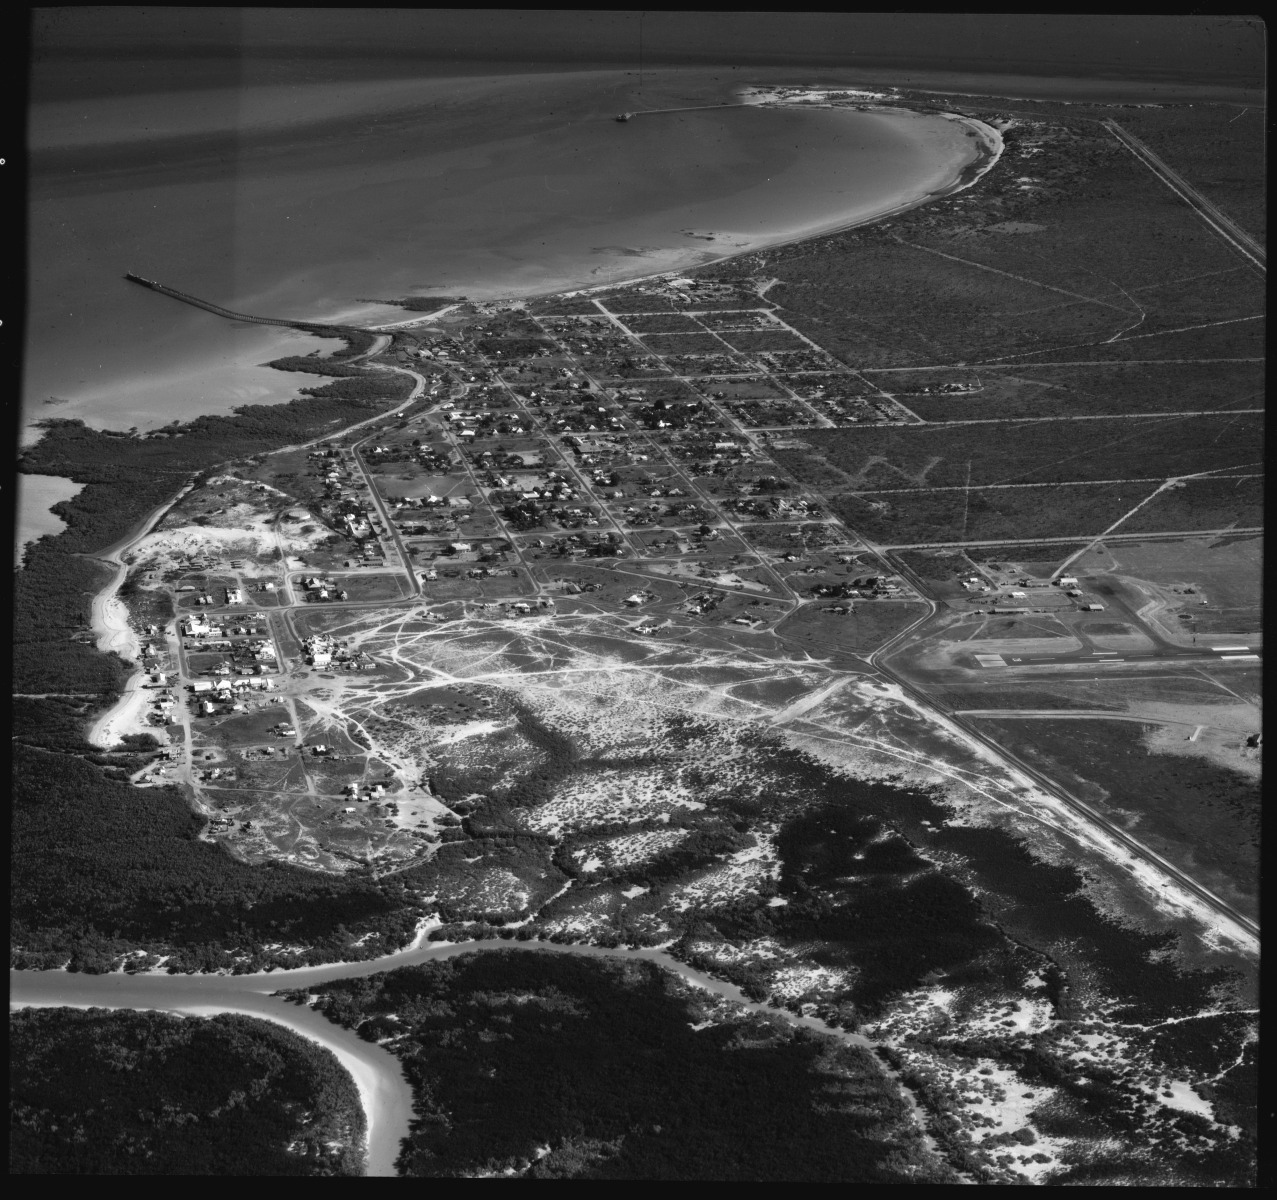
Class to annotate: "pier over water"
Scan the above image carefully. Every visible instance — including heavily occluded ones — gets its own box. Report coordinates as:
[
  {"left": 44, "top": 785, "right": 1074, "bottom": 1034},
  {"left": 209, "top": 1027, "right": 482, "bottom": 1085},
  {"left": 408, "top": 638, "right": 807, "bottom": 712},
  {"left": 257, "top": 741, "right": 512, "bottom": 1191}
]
[{"left": 124, "top": 274, "right": 335, "bottom": 332}]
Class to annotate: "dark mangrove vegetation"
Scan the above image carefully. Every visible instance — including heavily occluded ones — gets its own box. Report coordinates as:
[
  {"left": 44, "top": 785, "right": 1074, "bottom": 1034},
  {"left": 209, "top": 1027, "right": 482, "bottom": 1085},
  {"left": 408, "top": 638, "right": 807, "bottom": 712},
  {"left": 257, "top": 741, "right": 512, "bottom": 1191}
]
[
  {"left": 10, "top": 1007, "right": 365, "bottom": 1175},
  {"left": 301, "top": 950, "right": 954, "bottom": 1181}
]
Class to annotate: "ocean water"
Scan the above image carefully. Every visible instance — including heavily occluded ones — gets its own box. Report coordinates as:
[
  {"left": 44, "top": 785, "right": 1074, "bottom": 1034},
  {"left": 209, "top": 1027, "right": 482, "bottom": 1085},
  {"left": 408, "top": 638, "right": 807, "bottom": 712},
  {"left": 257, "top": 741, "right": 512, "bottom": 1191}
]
[
  {"left": 13, "top": 473, "right": 85, "bottom": 567},
  {"left": 25, "top": 65, "right": 980, "bottom": 439}
]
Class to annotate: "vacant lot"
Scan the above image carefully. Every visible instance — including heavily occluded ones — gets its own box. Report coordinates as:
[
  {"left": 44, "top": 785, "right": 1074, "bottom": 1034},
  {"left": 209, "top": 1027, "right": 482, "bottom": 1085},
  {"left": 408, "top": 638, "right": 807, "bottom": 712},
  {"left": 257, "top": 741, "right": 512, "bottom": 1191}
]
[
  {"left": 833, "top": 480, "right": 1160, "bottom": 546},
  {"left": 717, "top": 329, "right": 811, "bottom": 352},
  {"left": 695, "top": 310, "right": 779, "bottom": 330},
  {"left": 208, "top": 707, "right": 294, "bottom": 748},
  {"left": 891, "top": 549, "right": 979, "bottom": 595},
  {"left": 696, "top": 376, "right": 788, "bottom": 400},
  {"left": 325, "top": 573, "right": 411, "bottom": 602},
  {"left": 773, "top": 412, "right": 1261, "bottom": 492},
  {"left": 900, "top": 359, "right": 1264, "bottom": 422},
  {"left": 664, "top": 354, "right": 753, "bottom": 377},
  {"left": 741, "top": 522, "right": 848, "bottom": 551},
  {"left": 619, "top": 313, "right": 702, "bottom": 334},
  {"left": 776, "top": 600, "right": 927, "bottom": 657},
  {"left": 640, "top": 332, "right": 732, "bottom": 356}
]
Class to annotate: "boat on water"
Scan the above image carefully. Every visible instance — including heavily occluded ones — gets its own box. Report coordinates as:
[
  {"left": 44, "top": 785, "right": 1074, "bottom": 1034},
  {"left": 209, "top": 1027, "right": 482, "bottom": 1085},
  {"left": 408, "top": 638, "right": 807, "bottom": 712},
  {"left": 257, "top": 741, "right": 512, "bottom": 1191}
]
[
  {"left": 614, "top": 112, "right": 633, "bottom": 122},
  {"left": 124, "top": 272, "right": 160, "bottom": 288}
]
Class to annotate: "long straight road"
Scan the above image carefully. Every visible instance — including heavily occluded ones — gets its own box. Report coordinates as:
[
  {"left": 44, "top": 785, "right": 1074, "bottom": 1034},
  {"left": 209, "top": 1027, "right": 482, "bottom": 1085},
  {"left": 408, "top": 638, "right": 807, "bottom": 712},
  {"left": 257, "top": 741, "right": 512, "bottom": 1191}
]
[
  {"left": 350, "top": 364, "right": 429, "bottom": 600},
  {"left": 1104, "top": 120, "right": 1265, "bottom": 274},
  {"left": 867, "top": 636, "right": 1259, "bottom": 944}
]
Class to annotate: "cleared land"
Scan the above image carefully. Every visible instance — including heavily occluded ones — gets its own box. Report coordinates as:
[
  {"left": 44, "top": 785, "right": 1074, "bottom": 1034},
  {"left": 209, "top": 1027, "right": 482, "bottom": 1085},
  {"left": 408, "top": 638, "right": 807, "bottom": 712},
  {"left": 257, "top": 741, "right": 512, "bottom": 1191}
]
[
  {"left": 833, "top": 480, "right": 1167, "bottom": 546},
  {"left": 775, "top": 601, "right": 928, "bottom": 658}
]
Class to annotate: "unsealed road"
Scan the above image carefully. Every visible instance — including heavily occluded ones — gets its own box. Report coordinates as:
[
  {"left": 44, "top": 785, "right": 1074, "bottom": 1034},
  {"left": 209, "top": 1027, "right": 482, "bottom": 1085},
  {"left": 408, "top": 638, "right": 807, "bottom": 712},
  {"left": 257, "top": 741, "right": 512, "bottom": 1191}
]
[{"left": 1105, "top": 120, "right": 1265, "bottom": 274}]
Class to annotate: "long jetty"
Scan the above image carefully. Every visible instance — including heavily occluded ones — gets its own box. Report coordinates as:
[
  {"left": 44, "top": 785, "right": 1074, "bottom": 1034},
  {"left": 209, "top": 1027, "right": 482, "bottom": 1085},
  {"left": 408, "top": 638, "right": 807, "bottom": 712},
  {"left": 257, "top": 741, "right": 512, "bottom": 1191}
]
[
  {"left": 124, "top": 273, "right": 333, "bottom": 331},
  {"left": 616, "top": 103, "right": 743, "bottom": 121}
]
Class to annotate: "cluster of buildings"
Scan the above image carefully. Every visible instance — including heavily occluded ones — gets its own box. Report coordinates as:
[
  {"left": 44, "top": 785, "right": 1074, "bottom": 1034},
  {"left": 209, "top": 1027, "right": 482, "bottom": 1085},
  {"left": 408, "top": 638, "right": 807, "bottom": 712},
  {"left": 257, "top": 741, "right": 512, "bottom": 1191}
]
[
  {"left": 302, "top": 576, "right": 349, "bottom": 602},
  {"left": 181, "top": 586, "right": 244, "bottom": 606},
  {"left": 146, "top": 679, "right": 177, "bottom": 726},
  {"left": 963, "top": 570, "right": 1100, "bottom": 612},
  {"left": 527, "top": 531, "right": 624, "bottom": 559},
  {"left": 302, "top": 633, "right": 375, "bottom": 671},
  {"left": 189, "top": 673, "right": 277, "bottom": 717}
]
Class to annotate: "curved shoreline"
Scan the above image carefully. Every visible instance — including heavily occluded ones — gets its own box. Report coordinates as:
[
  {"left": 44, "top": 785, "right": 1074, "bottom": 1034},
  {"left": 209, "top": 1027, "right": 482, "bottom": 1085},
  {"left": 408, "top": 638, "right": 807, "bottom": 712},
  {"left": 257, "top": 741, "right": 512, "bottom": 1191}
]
[
  {"left": 85, "top": 482, "right": 196, "bottom": 748},
  {"left": 544, "top": 103, "right": 1003, "bottom": 303},
  {"left": 357, "top": 100, "right": 1004, "bottom": 317},
  {"left": 8, "top": 992, "right": 404, "bottom": 1177}
]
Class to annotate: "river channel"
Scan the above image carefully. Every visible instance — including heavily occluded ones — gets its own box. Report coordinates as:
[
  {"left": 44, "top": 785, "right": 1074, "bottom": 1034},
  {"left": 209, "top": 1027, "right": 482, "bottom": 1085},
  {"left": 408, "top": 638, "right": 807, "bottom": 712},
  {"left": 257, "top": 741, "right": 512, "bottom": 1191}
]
[{"left": 12, "top": 937, "right": 933, "bottom": 1178}]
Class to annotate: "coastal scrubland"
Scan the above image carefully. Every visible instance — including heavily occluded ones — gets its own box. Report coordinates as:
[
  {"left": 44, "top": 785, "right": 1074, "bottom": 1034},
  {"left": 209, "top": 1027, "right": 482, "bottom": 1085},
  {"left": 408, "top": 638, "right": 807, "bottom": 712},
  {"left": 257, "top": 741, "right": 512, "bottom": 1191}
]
[
  {"left": 772, "top": 412, "right": 1261, "bottom": 492},
  {"left": 898, "top": 360, "right": 1264, "bottom": 422},
  {"left": 970, "top": 716, "right": 1259, "bottom": 923},
  {"left": 9, "top": 1007, "right": 365, "bottom": 1175},
  {"left": 1110, "top": 104, "right": 1266, "bottom": 245},
  {"left": 10, "top": 742, "right": 426, "bottom": 973},
  {"left": 700, "top": 107, "right": 1263, "bottom": 378}
]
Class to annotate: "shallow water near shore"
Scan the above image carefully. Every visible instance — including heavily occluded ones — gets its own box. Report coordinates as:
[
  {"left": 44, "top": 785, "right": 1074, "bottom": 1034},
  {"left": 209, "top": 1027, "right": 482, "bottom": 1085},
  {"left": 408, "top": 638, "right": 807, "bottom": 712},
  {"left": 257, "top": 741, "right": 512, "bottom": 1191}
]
[
  {"left": 26, "top": 66, "right": 982, "bottom": 441},
  {"left": 13, "top": 473, "right": 84, "bottom": 565}
]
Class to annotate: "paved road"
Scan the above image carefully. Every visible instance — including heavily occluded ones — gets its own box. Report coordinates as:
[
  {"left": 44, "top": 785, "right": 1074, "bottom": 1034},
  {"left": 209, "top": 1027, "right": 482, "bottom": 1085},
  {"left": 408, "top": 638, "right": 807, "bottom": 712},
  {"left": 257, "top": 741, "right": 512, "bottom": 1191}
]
[
  {"left": 877, "top": 528, "right": 1263, "bottom": 551},
  {"left": 1104, "top": 120, "right": 1265, "bottom": 274},
  {"left": 865, "top": 557, "right": 1261, "bottom": 944},
  {"left": 985, "top": 647, "right": 1261, "bottom": 670},
  {"left": 869, "top": 639, "right": 1260, "bottom": 943}
]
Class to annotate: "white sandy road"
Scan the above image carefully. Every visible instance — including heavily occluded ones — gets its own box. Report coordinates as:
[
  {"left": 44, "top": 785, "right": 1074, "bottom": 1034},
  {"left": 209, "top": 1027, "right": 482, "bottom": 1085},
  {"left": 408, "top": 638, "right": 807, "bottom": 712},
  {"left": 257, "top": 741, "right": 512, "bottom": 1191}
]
[{"left": 86, "top": 485, "right": 197, "bottom": 748}]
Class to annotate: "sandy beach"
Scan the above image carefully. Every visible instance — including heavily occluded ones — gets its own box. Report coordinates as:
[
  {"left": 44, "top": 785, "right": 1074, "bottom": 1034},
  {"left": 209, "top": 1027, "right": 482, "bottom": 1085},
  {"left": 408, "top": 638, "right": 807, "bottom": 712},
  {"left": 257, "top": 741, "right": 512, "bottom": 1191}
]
[
  {"left": 84, "top": 485, "right": 195, "bottom": 748},
  {"left": 556, "top": 101, "right": 1003, "bottom": 300}
]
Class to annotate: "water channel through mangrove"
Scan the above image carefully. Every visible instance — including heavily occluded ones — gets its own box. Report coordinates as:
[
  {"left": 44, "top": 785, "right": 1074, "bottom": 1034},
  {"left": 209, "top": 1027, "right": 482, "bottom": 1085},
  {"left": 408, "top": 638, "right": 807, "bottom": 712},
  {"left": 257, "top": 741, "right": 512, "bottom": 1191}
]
[{"left": 12, "top": 938, "right": 941, "bottom": 1177}]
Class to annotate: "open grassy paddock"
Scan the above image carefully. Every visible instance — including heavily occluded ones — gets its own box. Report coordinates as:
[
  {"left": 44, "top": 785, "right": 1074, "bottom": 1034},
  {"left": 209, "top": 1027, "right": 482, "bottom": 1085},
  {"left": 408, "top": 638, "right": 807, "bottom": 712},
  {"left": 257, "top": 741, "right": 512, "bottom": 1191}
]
[
  {"left": 1073, "top": 534, "right": 1262, "bottom": 634},
  {"left": 1119, "top": 476, "right": 1262, "bottom": 534},
  {"left": 776, "top": 600, "right": 928, "bottom": 658}
]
